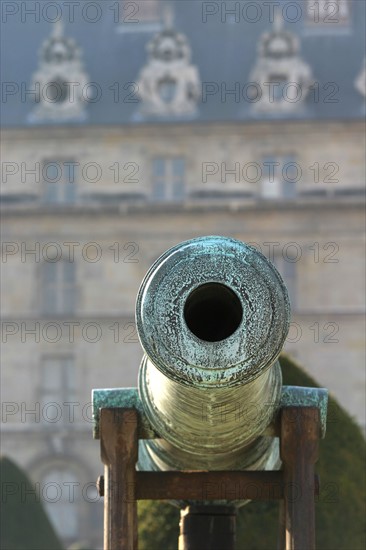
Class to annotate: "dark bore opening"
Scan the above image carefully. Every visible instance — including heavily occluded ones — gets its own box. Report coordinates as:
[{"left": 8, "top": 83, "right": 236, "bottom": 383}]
[{"left": 184, "top": 283, "right": 243, "bottom": 342}]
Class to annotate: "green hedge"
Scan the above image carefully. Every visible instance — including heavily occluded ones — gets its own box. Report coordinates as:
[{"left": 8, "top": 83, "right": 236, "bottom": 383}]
[
  {"left": 137, "top": 355, "right": 366, "bottom": 550},
  {"left": 0, "top": 456, "right": 63, "bottom": 550}
]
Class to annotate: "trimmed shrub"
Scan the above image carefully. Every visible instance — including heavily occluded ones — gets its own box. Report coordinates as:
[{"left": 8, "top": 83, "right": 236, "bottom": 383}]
[
  {"left": 0, "top": 456, "right": 63, "bottom": 550},
  {"left": 137, "top": 354, "right": 366, "bottom": 550}
]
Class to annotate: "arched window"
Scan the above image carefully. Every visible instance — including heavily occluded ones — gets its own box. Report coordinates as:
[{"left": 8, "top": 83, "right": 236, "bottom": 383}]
[
  {"left": 42, "top": 469, "right": 80, "bottom": 540},
  {"left": 30, "top": 456, "right": 102, "bottom": 547}
]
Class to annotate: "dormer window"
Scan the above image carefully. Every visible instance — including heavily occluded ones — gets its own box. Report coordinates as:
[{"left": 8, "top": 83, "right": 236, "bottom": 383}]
[
  {"left": 29, "top": 20, "right": 89, "bottom": 122},
  {"left": 136, "top": 6, "right": 200, "bottom": 117},
  {"left": 250, "top": 13, "right": 313, "bottom": 113}
]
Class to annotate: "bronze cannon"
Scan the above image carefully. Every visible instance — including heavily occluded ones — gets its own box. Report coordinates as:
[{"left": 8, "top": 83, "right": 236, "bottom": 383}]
[
  {"left": 136, "top": 236, "right": 290, "bottom": 477},
  {"left": 93, "top": 236, "right": 328, "bottom": 549}
]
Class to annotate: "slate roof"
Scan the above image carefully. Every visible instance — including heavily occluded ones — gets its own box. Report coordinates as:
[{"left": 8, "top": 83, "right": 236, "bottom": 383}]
[{"left": 1, "top": 0, "right": 365, "bottom": 127}]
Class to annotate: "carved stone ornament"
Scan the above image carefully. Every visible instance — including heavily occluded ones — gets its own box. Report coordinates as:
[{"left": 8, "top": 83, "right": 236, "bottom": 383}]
[
  {"left": 355, "top": 58, "right": 366, "bottom": 98},
  {"left": 29, "top": 20, "right": 89, "bottom": 122},
  {"left": 136, "top": 6, "right": 201, "bottom": 117},
  {"left": 249, "top": 12, "right": 314, "bottom": 113}
]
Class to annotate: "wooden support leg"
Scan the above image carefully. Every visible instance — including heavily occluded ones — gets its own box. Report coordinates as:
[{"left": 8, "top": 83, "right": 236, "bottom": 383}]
[
  {"left": 280, "top": 407, "right": 320, "bottom": 550},
  {"left": 277, "top": 500, "right": 286, "bottom": 550},
  {"left": 179, "top": 505, "right": 237, "bottom": 550},
  {"left": 100, "top": 408, "right": 138, "bottom": 550}
]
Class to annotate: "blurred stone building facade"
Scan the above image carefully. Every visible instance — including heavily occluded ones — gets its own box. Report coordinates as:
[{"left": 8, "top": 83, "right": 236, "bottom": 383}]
[{"left": 1, "top": 1, "right": 365, "bottom": 547}]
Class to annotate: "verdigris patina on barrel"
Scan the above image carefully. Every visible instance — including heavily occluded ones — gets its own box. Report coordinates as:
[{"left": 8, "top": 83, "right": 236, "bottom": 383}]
[{"left": 136, "top": 236, "right": 291, "bottom": 478}]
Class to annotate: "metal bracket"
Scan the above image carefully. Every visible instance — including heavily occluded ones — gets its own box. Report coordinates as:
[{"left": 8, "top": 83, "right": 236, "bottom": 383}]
[{"left": 92, "top": 385, "right": 328, "bottom": 440}]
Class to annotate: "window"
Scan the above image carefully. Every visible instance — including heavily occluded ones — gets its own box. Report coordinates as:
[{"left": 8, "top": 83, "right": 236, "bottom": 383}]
[
  {"left": 47, "top": 79, "right": 69, "bottom": 103},
  {"left": 42, "top": 469, "right": 79, "bottom": 539},
  {"left": 134, "top": 0, "right": 161, "bottom": 22},
  {"left": 43, "top": 160, "right": 76, "bottom": 204},
  {"left": 268, "top": 75, "right": 288, "bottom": 102},
  {"left": 152, "top": 157, "right": 185, "bottom": 201},
  {"left": 306, "top": 0, "right": 351, "bottom": 26},
  {"left": 40, "top": 356, "right": 76, "bottom": 424},
  {"left": 261, "top": 155, "right": 298, "bottom": 199},
  {"left": 118, "top": 0, "right": 162, "bottom": 29},
  {"left": 42, "top": 260, "right": 76, "bottom": 315},
  {"left": 158, "top": 77, "right": 177, "bottom": 104}
]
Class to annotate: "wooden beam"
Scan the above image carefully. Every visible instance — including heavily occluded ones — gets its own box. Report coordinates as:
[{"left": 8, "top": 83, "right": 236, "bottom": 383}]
[
  {"left": 281, "top": 407, "right": 320, "bottom": 550},
  {"left": 100, "top": 408, "right": 138, "bottom": 550},
  {"left": 136, "top": 470, "right": 284, "bottom": 501}
]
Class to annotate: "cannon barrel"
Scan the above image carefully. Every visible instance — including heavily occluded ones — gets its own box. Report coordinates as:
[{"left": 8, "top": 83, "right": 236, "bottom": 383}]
[{"left": 136, "top": 236, "right": 291, "bottom": 476}]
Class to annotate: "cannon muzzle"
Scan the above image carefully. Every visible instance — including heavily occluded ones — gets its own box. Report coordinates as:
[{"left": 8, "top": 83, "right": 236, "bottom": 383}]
[{"left": 136, "top": 236, "right": 291, "bottom": 477}]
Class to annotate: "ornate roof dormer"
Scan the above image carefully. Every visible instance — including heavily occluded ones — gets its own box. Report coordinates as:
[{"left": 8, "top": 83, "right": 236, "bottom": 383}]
[
  {"left": 29, "top": 20, "right": 89, "bottom": 122},
  {"left": 249, "top": 11, "right": 314, "bottom": 114},
  {"left": 355, "top": 58, "right": 366, "bottom": 98},
  {"left": 136, "top": 5, "right": 201, "bottom": 117}
]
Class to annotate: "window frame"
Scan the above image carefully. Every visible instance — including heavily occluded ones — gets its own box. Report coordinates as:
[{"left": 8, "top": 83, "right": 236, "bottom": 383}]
[
  {"left": 41, "top": 259, "right": 77, "bottom": 316},
  {"left": 260, "top": 154, "right": 298, "bottom": 200},
  {"left": 39, "top": 355, "right": 77, "bottom": 425},
  {"left": 151, "top": 156, "right": 186, "bottom": 202},
  {"left": 42, "top": 159, "right": 77, "bottom": 205}
]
